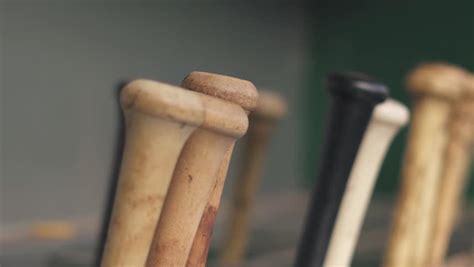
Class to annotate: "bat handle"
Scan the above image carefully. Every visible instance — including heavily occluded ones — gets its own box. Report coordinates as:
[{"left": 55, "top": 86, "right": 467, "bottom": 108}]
[
  {"left": 100, "top": 80, "right": 204, "bottom": 267},
  {"left": 181, "top": 72, "right": 260, "bottom": 267},
  {"left": 323, "top": 99, "right": 409, "bottom": 267},
  {"left": 384, "top": 63, "right": 467, "bottom": 267},
  {"left": 295, "top": 72, "right": 388, "bottom": 267}
]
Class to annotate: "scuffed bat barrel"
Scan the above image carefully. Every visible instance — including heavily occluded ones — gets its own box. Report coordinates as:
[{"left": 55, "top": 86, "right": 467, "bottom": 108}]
[{"left": 294, "top": 72, "right": 388, "bottom": 267}]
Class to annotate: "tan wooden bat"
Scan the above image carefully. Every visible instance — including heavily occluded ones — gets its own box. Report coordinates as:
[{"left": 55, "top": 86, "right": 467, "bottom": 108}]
[
  {"left": 183, "top": 73, "right": 261, "bottom": 267},
  {"left": 100, "top": 80, "right": 205, "bottom": 267},
  {"left": 383, "top": 63, "right": 467, "bottom": 267},
  {"left": 220, "top": 90, "right": 287, "bottom": 266},
  {"left": 324, "top": 99, "right": 409, "bottom": 267},
  {"left": 145, "top": 72, "right": 258, "bottom": 267},
  {"left": 428, "top": 74, "right": 474, "bottom": 267}
]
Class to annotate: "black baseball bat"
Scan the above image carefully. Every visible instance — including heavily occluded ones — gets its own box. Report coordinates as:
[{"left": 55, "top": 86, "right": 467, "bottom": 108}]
[{"left": 294, "top": 72, "right": 388, "bottom": 267}]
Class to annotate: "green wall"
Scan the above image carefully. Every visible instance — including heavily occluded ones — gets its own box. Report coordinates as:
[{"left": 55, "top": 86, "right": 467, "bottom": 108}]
[{"left": 303, "top": 0, "right": 474, "bottom": 198}]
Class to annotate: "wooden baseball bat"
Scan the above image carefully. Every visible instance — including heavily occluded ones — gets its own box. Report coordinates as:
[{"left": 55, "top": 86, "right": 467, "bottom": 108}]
[
  {"left": 428, "top": 74, "right": 474, "bottom": 267},
  {"left": 145, "top": 72, "right": 258, "bottom": 267},
  {"left": 220, "top": 90, "right": 287, "bottom": 265},
  {"left": 383, "top": 63, "right": 467, "bottom": 267},
  {"left": 182, "top": 73, "right": 259, "bottom": 267},
  {"left": 294, "top": 72, "right": 388, "bottom": 267},
  {"left": 100, "top": 79, "right": 206, "bottom": 267},
  {"left": 323, "top": 99, "right": 409, "bottom": 267}
]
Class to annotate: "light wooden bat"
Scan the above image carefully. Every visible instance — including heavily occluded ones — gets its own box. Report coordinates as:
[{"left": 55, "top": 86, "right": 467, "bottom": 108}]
[
  {"left": 183, "top": 73, "right": 263, "bottom": 267},
  {"left": 100, "top": 79, "right": 206, "bottom": 267},
  {"left": 323, "top": 99, "right": 409, "bottom": 267},
  {"left": 383, "top": 63, "right": 468, "bottom": 267}
]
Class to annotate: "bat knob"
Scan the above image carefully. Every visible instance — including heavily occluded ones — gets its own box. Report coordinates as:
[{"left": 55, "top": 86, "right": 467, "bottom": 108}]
[
  {"left": 406, "top": 63, "right": 468, "bottom": 100},
  {"left": 327, "top": 71, "right": 389, "bottom": 104},
  {"left": 373, "top": 99, "right": 410, "bottom": 127},
  {"left": 182, "top": 71, "right": 259, "bottom": 111}
]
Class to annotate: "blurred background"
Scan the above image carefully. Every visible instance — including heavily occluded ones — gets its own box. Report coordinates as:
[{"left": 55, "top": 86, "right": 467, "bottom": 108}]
[{"left": 1, "top": 0, "right": 473, "bottom": 266}]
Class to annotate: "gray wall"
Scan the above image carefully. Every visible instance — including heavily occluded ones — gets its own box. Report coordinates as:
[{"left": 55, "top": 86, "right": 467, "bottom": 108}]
[{"left": 1, "top": 1, "right": 309, "bottom": 226}]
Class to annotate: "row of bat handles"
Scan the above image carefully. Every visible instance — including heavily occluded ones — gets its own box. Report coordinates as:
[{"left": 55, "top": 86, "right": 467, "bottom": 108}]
[{"left": 95, "top": 62, "right": 473, "bottom": 267}]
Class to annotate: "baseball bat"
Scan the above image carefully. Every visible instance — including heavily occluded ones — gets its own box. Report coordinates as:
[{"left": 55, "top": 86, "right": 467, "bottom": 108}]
[
  {"left": 220, "top": 90, "right": 287, "bottom": 265},
  {"left": 183, "top": 73, "right": 260, "bottom": 267},
  {"left": 383, "top": 63, "right": 466, "bottom": 267},
  {"left": 100, "top": 79, "right": 205, "bottom": 267},
  {"left": 323, "top": 99, "right": 409, "bottom": 267},
  {"left": 428, "top": 74, "right": 474, "bottom": 267},
  {"left": 145, "top": 72, "right": 258, "bottom": 267},
  {"left": 294, "top": 72, "right": 388, "bottom": 267}
]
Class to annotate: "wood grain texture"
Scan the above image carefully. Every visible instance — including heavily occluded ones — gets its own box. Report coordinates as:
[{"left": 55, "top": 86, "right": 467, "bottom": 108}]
[
  {"left": 323, "top": 99, "right": 409, "bottom": 267},
  {"left": 145, "top": 72, "right": 257, "bottom": 267},
  {"left": 383, "top": 63, "right": 467, "bottom": 267},
  {"left": 100, "top": 80, "right": 205, "bottom": 267},
  {"left": 220, "top": 90, "right": 287, "bottom": 266},
  {"left": 428, "top": 74, "right": 474, "bottom": 267}
]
